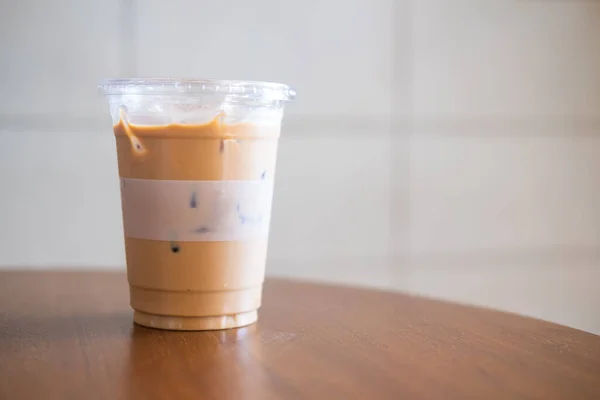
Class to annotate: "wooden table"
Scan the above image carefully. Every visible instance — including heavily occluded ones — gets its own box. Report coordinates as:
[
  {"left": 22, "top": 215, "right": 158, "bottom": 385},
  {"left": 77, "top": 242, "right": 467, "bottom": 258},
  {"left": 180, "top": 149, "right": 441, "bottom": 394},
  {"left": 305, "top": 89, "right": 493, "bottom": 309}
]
[{"left": 1, "top": 271, "right": 599, "bottom": 399}]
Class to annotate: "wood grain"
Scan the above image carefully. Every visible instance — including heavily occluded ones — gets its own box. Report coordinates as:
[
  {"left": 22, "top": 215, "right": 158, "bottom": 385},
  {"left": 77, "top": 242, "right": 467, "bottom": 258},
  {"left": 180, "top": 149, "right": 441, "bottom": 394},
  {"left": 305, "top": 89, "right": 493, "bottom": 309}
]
[{"left": 0, "top": 271, "right": 599, "bottom": 400}]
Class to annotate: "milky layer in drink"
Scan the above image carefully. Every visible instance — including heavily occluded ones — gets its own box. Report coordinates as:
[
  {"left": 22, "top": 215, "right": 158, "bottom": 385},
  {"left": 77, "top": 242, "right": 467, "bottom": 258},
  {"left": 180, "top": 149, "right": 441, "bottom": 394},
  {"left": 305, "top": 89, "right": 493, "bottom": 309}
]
[{"left": 114, "top": 115, "right": 281, "bottom": 319}]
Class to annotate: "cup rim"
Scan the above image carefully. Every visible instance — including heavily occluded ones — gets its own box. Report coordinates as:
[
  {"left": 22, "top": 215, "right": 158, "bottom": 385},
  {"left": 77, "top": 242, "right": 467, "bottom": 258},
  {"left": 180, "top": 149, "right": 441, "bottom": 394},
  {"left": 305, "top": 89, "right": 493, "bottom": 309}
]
[{"left": 99, "top": 77, "right": 296, "bottom": 102}]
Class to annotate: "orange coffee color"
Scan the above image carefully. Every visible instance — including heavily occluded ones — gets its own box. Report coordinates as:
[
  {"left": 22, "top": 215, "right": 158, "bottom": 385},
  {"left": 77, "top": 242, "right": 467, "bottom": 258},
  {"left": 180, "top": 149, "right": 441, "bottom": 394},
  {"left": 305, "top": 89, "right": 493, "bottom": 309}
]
[{"left": 114, "top": 117, "right": 281, "bottom": 330}]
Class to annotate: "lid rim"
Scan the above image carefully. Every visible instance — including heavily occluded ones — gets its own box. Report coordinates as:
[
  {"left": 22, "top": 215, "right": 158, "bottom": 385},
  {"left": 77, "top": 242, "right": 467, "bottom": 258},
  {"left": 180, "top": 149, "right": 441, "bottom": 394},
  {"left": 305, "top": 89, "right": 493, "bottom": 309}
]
[{"left": 99, "top": 78, "right": 296, "bottom": 102}]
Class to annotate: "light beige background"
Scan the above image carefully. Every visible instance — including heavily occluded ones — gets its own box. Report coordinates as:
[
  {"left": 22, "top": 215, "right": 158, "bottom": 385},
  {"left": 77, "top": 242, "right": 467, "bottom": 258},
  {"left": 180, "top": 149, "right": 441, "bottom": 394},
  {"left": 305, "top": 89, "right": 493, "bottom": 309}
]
[{"left": 1, "top": 0, "right": 599, "bottom": 334}]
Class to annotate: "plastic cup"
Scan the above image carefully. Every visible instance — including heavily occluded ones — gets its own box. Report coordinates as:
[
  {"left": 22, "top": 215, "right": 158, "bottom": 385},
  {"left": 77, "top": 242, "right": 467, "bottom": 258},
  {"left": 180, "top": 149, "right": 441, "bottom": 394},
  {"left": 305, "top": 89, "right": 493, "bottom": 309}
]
[{"left": 100, "top": 78, "right": 295, "bottom": 330}]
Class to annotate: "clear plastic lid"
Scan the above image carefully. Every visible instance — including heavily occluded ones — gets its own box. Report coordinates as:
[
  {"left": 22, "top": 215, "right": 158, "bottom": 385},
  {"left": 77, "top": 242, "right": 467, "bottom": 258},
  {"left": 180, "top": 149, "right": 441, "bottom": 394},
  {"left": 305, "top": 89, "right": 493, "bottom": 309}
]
[{"left": 99, "top": 78, "right": 296, "bottom": 102}]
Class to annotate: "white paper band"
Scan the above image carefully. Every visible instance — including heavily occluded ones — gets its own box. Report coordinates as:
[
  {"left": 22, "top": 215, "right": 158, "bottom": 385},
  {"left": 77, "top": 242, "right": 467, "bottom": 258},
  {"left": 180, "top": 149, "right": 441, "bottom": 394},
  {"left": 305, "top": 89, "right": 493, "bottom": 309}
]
[{"left": 120, "top": 178, "right": 274, "bottom": 242}]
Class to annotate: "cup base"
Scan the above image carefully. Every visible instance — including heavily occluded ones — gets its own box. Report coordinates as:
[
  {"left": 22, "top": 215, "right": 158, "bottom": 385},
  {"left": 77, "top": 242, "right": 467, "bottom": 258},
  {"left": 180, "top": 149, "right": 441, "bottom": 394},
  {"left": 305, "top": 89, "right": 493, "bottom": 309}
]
[{"left": 133, "top": 310, "right": 258, "bottom": 331}]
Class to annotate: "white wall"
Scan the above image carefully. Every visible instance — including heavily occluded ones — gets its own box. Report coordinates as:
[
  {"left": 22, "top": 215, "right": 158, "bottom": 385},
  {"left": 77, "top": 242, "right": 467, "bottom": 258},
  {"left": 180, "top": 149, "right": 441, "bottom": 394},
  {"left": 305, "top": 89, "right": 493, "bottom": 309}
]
[
  {"left": 1, "top": 0, "right": 599, "bottom": 334},
  {"left": 392, "top": 0, "right": 600, "bottom": 335}
]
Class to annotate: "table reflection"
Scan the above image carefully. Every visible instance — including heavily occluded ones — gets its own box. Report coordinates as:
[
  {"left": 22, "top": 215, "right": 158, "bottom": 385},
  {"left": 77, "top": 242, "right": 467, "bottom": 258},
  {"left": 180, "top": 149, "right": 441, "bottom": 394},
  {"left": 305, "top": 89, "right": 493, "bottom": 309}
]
[{"left": 119, "top": 323, "right": 274, "bottom": 399}]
